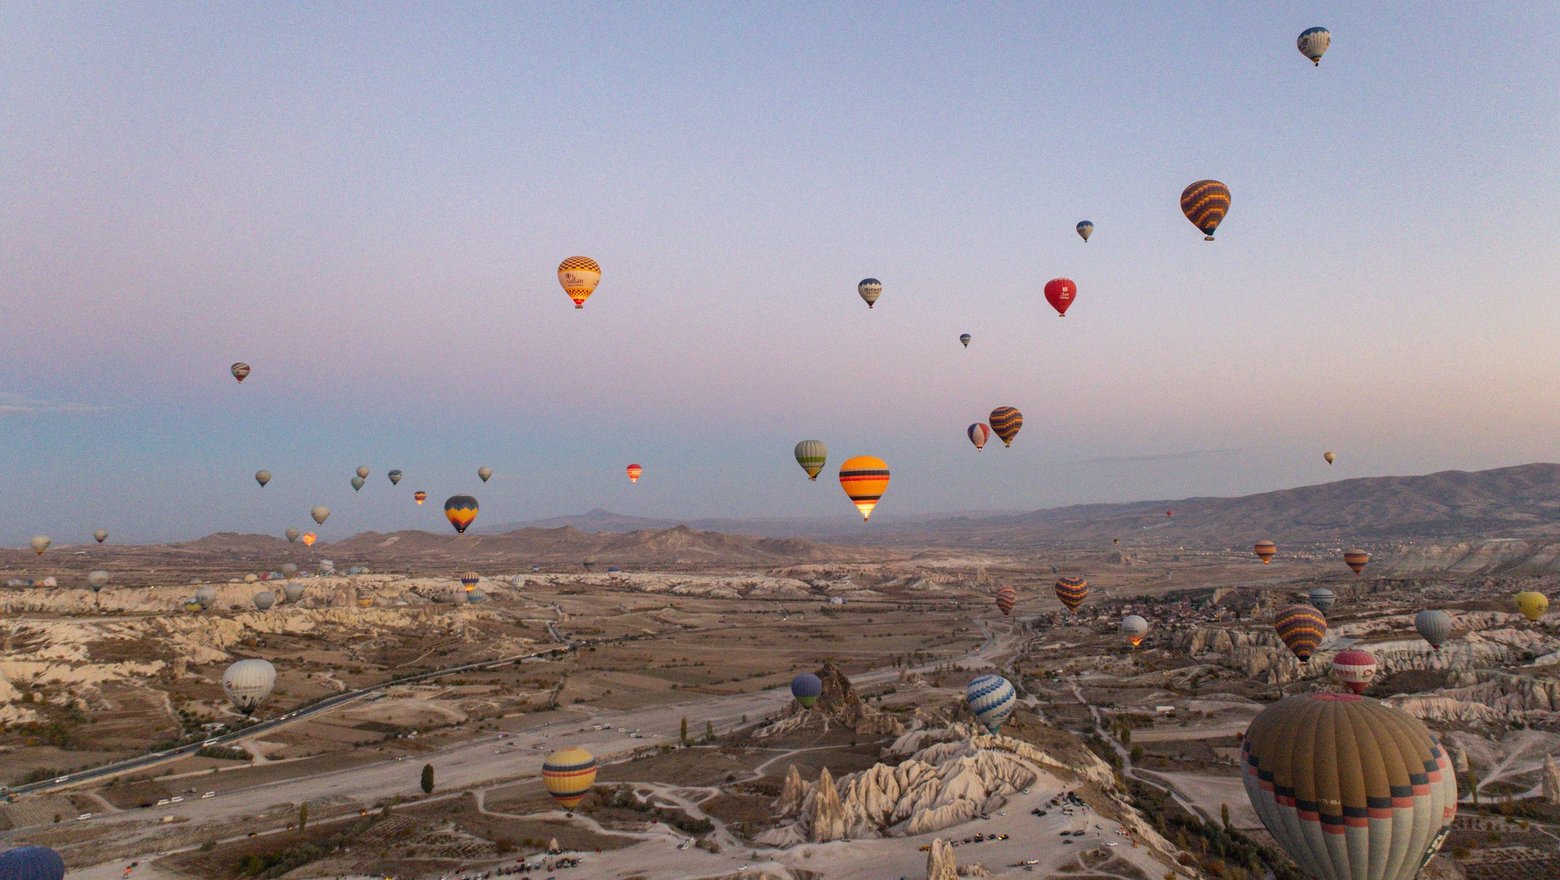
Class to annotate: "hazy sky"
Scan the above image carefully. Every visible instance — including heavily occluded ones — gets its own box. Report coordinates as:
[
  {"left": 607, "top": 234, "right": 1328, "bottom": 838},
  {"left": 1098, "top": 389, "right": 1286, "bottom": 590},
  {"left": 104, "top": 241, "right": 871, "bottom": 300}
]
[{"left": 4, "top": 4, "right": 1559, "bottom": 543}]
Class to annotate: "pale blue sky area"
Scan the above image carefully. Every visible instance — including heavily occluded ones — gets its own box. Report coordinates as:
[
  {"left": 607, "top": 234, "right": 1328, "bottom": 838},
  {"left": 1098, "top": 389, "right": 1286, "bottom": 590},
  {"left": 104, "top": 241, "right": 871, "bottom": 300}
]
[{"left": 3, "top": 4, "right": 1558, "bottom": 542}]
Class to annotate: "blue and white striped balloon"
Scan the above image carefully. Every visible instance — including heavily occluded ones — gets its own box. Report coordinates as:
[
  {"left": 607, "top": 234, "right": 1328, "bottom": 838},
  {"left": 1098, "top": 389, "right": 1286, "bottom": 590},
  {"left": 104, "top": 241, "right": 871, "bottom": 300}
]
[{"left": 966, "top": 674, "right": 1016, "bottom": 734}]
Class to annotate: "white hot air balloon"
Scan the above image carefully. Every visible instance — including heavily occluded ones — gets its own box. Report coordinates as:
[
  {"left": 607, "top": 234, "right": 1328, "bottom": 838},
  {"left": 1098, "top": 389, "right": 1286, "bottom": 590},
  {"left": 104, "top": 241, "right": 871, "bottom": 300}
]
[{"left": 222, "top": 659, "right": 277, "bottom": 716}]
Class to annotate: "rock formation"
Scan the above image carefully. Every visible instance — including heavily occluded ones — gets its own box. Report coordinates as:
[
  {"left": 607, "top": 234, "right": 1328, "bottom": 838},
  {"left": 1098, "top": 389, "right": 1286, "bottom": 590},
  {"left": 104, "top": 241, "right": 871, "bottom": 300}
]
[
  {"left": 808, "top": 767, "right": 847, "bottom": 842},
  {"left": 757, "top": 660, "right": 903, "bottom": 738},
  {"left": 1544, "top": 755, "right": 1560, "bottom": 803},
  {"left": 926, "top": 838, "right": 957, "bottom": 880},
  {"left": 777, "top": 764, "right": 806, "bottom": 816}
]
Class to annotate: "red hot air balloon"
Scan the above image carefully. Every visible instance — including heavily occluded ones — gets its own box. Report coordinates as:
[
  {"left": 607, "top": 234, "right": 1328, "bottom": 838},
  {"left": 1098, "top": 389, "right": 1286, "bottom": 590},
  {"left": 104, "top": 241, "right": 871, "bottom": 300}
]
[
  {"left": 967, "top": 423, "right": 990, "bottom": 450},
  {"left": 995, "top": 585, "right": 1017, "bottom": 616},
  {"left": 626, "top": 463, "right": 643, "bottom": 484},
  {"left": 1044, "top": 278, "right": 1077, "bottom": 317}
]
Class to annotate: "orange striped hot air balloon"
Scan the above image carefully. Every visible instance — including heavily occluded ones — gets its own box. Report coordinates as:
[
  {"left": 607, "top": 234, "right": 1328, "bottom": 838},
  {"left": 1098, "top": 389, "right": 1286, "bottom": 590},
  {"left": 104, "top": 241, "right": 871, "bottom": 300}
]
[
  {"left": 557, "top": 256, "right": 601, "bottom": 309},
  {"left": 995, "top": 586, "right": 1017, "bottom": 616},
  {"left": 1181, "top": 179, "right": 1231, "bottom": 240},
  {"left": 1054, "top": 576, "right": 1088, "bottom": 612},
  {"left": 838, "top": 456, "right": 890, "bottom": 521},
  {"left": 444, "top": 495, "right": 478, "bottom": 534},
  {"left": 988, "top": 407, "right": 1023, "bottom": 447},
  {"left": 626, "top": 463, "right": 642, "bottom": 484},
  {"left": 1253, "top": 540, "right": 1277, "bottom": 564},
  {"left": 414, "top": 490, "right": 427, "bottom": 505},
  {"left": 542, "top": 747, "right": 598, "bottom": 811},
  {"left": 1344, "top": 548, "right": 1370, "bottom": 574},
  {"left": 1274, "top": 604, "right": 1327, "bottom": 662}
]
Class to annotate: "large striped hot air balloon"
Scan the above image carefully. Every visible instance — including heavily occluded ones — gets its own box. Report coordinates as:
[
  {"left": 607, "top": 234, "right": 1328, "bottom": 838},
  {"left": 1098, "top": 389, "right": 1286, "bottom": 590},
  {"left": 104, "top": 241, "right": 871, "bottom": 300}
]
[
  {"left": 988, "top": 407, "right": 1023, "bottom": 447},
  {"left": 444, "top": 495, "right": 479, "bottom": 534},
  {"left": 1515, "top": 591, "right": 1548, "bottom": 622},
  {"left": 1242, "top": 693, "right": 1456, "bottom": 880},
  {"left": 1415, "top": 609, "right": 1452, "bottom": 651},
  {"left": 995, "top": 585, "right": 1017, "bottom": 617},
  {"left": 230, "top": 362, "right": 251, "bottom": 383},
  {"left": 790, "top": 672, "right": 822, "bottom": 708},
  {"left": 625, "top": 463, "right": 643, "bottom": 484},
  {"left": 414, "top": 490, "right": 427, "bottom": 505},
  {"left": 1054, "top": 576, "right": 1088, "bottom": 612},
  {"left": 857, "top": 278, "right": 882, "bottom": 309},
  {"left": 460, "top": 572, "right": 479, "bottom": 593},
  {"left": 1253, "top": 540, "right": 1276, "bottom": 564},
  {"left": 838, "top": 456, "right": 890, "bottom": 521},
  {"left": 557, "top": 256, "right": 601, "bottom": 309},
  {"left": 541, "top": 747, "right": 598, "bottom": 810},
  {"left": 1274, "top": 604, "right": 1327, "bottom": 662},
  {"left": 1308, "top": 586, "right": 1337, "bottom": 613},
  {"left": 1120, "top": 614, "right": 1149, "bottom": 648},
  {"left": 1331, "top": 649, "right": 1377, "bottom": 695},
  {"left": 967, "top": 423, "right": 990, "bottom": 450},
  {"left": 1297, "top": 26, "right": 1331, "bottom": 66},
  {"left": 388, "top": 469, "right": 403, "bottom": 485},
  {"left": 966, "top": 674, "right": 1015, "bottom": 734},
  {"left": 794, "top": 440, "right": 827, "bottom": 481},
  {"left": 1043, "top": 278, "right": 1077, "bottom": 317},
  {"left": 1180, "top": 180, "right": 1231, "bottom": 240},
  {"left": 1344, "top": 548, "right": 1370, "bottom": 574}
]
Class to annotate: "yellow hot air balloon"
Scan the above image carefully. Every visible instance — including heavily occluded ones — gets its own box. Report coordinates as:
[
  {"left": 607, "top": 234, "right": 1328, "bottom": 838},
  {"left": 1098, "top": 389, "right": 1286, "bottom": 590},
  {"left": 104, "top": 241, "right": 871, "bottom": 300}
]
[
  {"left": 1515, "top": 591, "right": 1549, "bottom": 622},
  {"left": 1324, "top": 451, "right": 1336, "bottom": 465},
  {"left": 558, "top": 256, "right": 601, "bottom": 309},
  {"left": 838, "top": 456, "right": 890, "bottom": 521},
  {"left": 542, "top": 746, "right": 598, "bottom": 810},
  {"left": 301, "top": 532, "right": 317, "bottom": 547}
]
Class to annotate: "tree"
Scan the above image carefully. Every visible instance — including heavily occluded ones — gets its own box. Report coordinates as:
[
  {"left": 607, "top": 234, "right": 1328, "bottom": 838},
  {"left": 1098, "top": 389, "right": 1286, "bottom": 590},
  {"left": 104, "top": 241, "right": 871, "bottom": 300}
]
[
  {"left": 680, "top": 716, "right": 689, "bottom": 745},
  {"left": 299, "top": 802, "right": 308, "bottom": 831},
  {"left": 1221, "top": 802, "right": 1230, "bottom": 830},
  {"left": 421, "top": 763, "right": 435, "bottom": 794},
  {"left": 705, "top": 720, "right": 714, "bottom": 742},
  {"left": 1468, "top": 768, "right": 1480, "bottom": 807}
]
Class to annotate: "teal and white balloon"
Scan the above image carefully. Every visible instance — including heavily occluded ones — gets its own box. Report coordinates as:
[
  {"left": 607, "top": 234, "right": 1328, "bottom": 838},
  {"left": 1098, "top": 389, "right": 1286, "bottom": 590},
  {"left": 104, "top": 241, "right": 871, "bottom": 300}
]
[
  {"left": 1297, "top": 26, "right": 1331, "bottom": 66},
  {"left": 966, "top": 674, "right": 1016, "bottom": 734},
  {"left": 351, "top": 476, "right": 365, "bottom": 491}
]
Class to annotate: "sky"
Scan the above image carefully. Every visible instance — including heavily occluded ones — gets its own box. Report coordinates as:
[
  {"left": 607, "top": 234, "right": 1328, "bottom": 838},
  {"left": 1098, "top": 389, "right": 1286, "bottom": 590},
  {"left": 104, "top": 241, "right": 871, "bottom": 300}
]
[{"left": 3, "top": 4, "right": 1559, "bottom": 544}]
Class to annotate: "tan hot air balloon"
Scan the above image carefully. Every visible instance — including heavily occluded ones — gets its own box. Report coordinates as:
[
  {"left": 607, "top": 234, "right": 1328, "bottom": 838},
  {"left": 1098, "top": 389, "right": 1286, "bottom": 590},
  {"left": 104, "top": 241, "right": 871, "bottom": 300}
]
[
  {"left": 1324, "top": 451, "right": 1336, "bottom": 465},
  {"left": 355, "top": 466, "right": 369, "bottom": 479},
  {"left": 93, "top": 529, "right": 108, "bottom": 543},
  {"left": 558, "top": 257, "right": 601, "bottom": 309},
  {"left": 478, "top": 466, "right": 492, "bottom": 483},
  {"left": 311, "top": 506, "right": 330, "bottom": 525},
  {"left": 30, "top": 535, "right": 51, "bottom": 556}
]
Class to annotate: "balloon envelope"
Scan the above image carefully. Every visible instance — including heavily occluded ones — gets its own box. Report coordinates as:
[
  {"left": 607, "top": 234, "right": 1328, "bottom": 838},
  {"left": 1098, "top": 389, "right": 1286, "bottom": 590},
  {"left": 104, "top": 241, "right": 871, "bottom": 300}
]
[
  {"left": 958, "top": 333, "right": 971, "bottom": 348},
  {"left": 967, "top": 423, "right": 990, "bottom": 450},
  {"left": 222, "top": 659, "right": 277, "bottom": 716},
  {"left": 310, "top": 506, "right": 330, "bottom": 525},
  {"left": 355, "top": 466, "right": 369, "bottom": 479},
  {"left": 838, "top": 456, "right": 890, "bottom": 521},
  {"left": 195, "top": 586, "right": 217, "bottom": 608},
  {"left": 988, "top": 407, "right": 1023, "bottom": 447},
  {"left": 350, "top": 476, "right": 365, "bottom": 491},
  {"left": 794, "top": 440, "right": 827, "bottom": 481},
  {"left": 626, "top": 463, "right": 642, "bottom": 484},
  {"left": 30, "top": 535, "right": 50, "bottom": 556},
  {"left": 1242, "top": 693, "right": 1456, "bottom": 880},
  {"left": 87, "top": 570, "right": 109, "bottom": 593},
  {"left": 1344, "top": 548, "right": 1370, "bottom": 574},
  {"left": 252, "top": 591, "right": 275, "bottom": 611},
  {"left": 557, "top": 256, "right": 601, "bottom": 309},
  {"left": 857, "top": 278, "right": 882, "bottom": 308},
  {"left": 1075, "top": 220, "right": 1093, "bottom": 242},
  {"left": 444, "top": 495, "right": 479, "bottom": 533},
  {"left": 1307, "top": 587, "right": 1337, "bottom": 613},
  {"left": 478, "top": 467, "right": 492, "bottom": 483},
  {"left": 1274, "top": 604, "right": 1327, "bottom": 662},
  {"left": 1515, "top": 591, "right": 1548, "bottom": 622},
  {"left": 93, "top": 529, "right": 108, "bottom": 543},
  {"left": 1253, "top": 540, "right": 1276, "bottom": 564},
  {"left": 461, "top": 571, "right": 480, "bottom": 592},
  {"left": 414, "top": 491, "right": 427, "bottom": 505},
  {"left": 255, "top": 470, "right": 271, "bottom": 487},
  {"left": 1043, "top": 278, "right": 1077, "bottom": 317},
  {"left": 1120, "top": 614, "right": 1149, "bottom": 647},
  {"left": 285, "top": 528, "right": 300, "bottom": 543},
  {"left": 791, "top": 672, "right": 823, "bottom": 708},
  {"left": 230, "top": 362, "right": 250, "bottom": 382},
  {"left": 388, "top": 469, "right": 403, "bottom": 485},
  {"left": 0, "top": 846, "right": 66, "bottom": 880},
  {"left": 542, "top": 747, "right": 598, "bottom": 809},
  {"left": 1331, "top": 649, "right": 1377, "bottom": 695},
  {"left": 1297, "top": 26, "right": 1331, "bottom": 65},
  {"left": 283, "top": 582, "right": 305, "bottom": 603},
  {"left": 1324, "top": 451, "right": 1337, "bottom": 464},
  {"left": 966, "top": 674, "right": 1015, "bottom": 734},
  {"left": 1054, "top": 576, "right": 1088, "bottom": 612},
  {"left": 302, "top": 532, "right": 317, "bottom": 547},
  {"left": 1415, "top": 609, "right": 1453, "bottom": 650},
  {"left": 995, "top": 586, "right": 1017, "bottom": 616},
  {"left": 1180, "top": 179, "right": 1231, "bottom": 240}
]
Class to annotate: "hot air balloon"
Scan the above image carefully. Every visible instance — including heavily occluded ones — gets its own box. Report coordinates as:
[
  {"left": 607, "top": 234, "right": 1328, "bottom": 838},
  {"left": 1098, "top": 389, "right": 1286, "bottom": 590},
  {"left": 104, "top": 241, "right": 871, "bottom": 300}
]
[
  {"left": 995, "top": 586, "right": 1017, "bottom": 617},
  {"left": 414, "top": 491, "right": 427, "bottom": 505},
  {"left": 286, "top": 528, "right": 300, "bottom": 543},
  {"left": 1242, "top": 693, "right": 1456, "bottom": 880},
  {"left": 1344, "top": 548, "right": 1370, "bottom": 574},
  {"left": 222, "top": 659, "right": 276, "bottom": 716},
  {"left": 542, "top": 747, "right": 598, "bottom": 810},
  {"left": 281, "top": 563, "right": 297, "bottom": 578},
  {"left": 1324, "top": 451, "right": 1336, "bottom": 465},
  {"left": 93, "top": 529, "right": 108, "bottom": 544},
  {"left": 1307, "top": 586, "right": 1337, "bottom": 613},
  {"left": 1076, "top": 220, "right": 1093, "bottom": 242},
  {"left": 388, "top": 469, "right": 403, "bottom": 485},
  {"left": 29, "top": 536, "right": 50, "bottom": 556},
  {"left": 195, "top": 585, "right": 217, "bottom": 609},
  {"left": 310, "top": 506, "right": 330, "bottom": 525},
  {"left": 1415, "top": 609, "right": 1452, "bottom": 651},
  {"left": 182, "top": 598, "right": 204, "bottom": 613},
  {"left": 1297, "top": 26, "right": 1331, "bottom": 66},
  {"left": 958, "top": 333, "right": 971, "bottom": 348},
  {"left": 1166, "top": 509, "right": 1174, "bottom": 517},
  {"left": 967, "top": 423, "right": 990, "bottom": 451},
  {"left": 1043, "top": 278, "right": 1077, "bottom": 317},
  {"left": 255, "top": 470, "right": 271, "bottom": 488},
  {"left": 460, "top": 571, "right": 479, "bottom": 593},
  {"left": 988, "top": 407, "right": 1023, "bottom": 447},
  {"left": 966, "top": 674, "right": 1015, "bottom": 734},
  {"left": 1054, "top": 576, "right": 1088, "bottom": 613},
  {"left": 478, "top": 466, "right": 492, "bottom": 483},
  {"left": 467, "top": 589, "right": 486, "bottom": 604},
  {"left": 1121, "top": 614, "right": 1149, "bottom": 648},
  {"left": 794, "top": 440, "right": 827, "bottom": 481},
  {"left": 86, "top": 570, "right": 109, "bottom": 594},
  {"left": 283, "top": 582, "right": 305, "bottom": 603},
  {"left": 252, "top": 591, "right": 275, "bottom": 611},
  {"left": 1274, "top": 604, "right": 1327, "bottom": 662},
  {"left": 626, "top": 463, "right": 642, "bottom": 484},
  {"left": 857, "top": 278, "right": 882, "bottom": 309},
  {"left": 1331, "top": 649, "right": 1377, "bottom": 695},
  {"left": 350, "top": 476, "right": 365, "bottom": 491},
  {"left": 1253, "top": 540, "right": 1276, "bottom": 564},
  {"left": 1515, "top": 591, "right": 1549, "bottom": 622},
  {"left": 1180, "top": 180, "right": 1231, "bottom": 240},
  {"left": 302, "top": 532, "right": 317, "bottom": 547},
  {"left": 838, "top": 456, "right": 890, "bottom": 521},
  {"left": 230, "top": 362, "right": 250, "bottom": 383},
  {"left": 0, "top": 846, "right": 66, "bottom": 880},
  {"left": 558, "top": 256, "right": 601, "bottom": 309},
  {"left": 444, "top": 495, "right": 479, "bottom": 533},
  {"left": 791, "top": 672, "right": 823, "bottom": 708}
]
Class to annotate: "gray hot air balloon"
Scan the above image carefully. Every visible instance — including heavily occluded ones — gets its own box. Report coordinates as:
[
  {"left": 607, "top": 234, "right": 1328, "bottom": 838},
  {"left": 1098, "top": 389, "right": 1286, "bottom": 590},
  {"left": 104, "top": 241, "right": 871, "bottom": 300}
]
[
  {"left": 255, "top": 470, "right": 271, "bottom": 488},
  {"left": 958, "top": 333, "right": 971, "bottom": 348},
  {"left": 93, "top": 529, "right": 108, "bottom": 543},
  {"left": 511, "top": 575, "right": 526, "bottom": 589},
  {"left": 1120, "top": 614, "right": 1150, "bottom": 647},
  {"left": 355, "top": 466, "right": 369, "bottom": 479},
  {"left": 793, "top": 440, "right": 827, "bottom": 481},
  {"left": 467, "top": 589, "right": 486, "bottom": 604},
  {"left": 858, "top": 278, "right": 882, "bottom": 309},
  {"left": 478, "top": 466, "right": 493, "bottom": 483},
  {"left": 1307, "top": 586, "right": 1337, "bottom": 613},
  {"left": 195, "top": 585, "right": 218, "bottom": 609},
  {"left": 282, "top": 582, "right": 305, "bottom": 603},
  {"left": 86, "top": 570, "right": 109, "bottom": 594},
  {"left": 1415, "top": 609, "right": 1453, "bottom": 651},
  {"left": 29, "top": 536, "right": 51, "bottom": 556},
  {"left": 350, "top": 476, "right": 365, "bottom": 491},
  {"left": 252, "top": 591, "right": 276, "bottom": 611},
  {"left": 221, "top": 659, "right": 276, "bottom": 716},
  {"left": 310, "top": 506, "right": 330, "bottom": 525},
  {"left": 281, "top": 563, "right": 298, "bottom": 577},
  {"left": 285, "top": 528, "right": 300, "bottom": 543},
  {"left": 388, "top": 469, "right": 403, "bottom": 485}
]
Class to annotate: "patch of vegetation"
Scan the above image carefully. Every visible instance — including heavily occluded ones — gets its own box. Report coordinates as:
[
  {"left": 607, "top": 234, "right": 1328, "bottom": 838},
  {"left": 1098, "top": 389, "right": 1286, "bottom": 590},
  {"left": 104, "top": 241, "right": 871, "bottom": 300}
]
[
  {"left": 1128, "top": 778, "right": 1303, "bottom": 880},
  {"left": 196, "top": 746, "right": 252, "bottom": 761}
]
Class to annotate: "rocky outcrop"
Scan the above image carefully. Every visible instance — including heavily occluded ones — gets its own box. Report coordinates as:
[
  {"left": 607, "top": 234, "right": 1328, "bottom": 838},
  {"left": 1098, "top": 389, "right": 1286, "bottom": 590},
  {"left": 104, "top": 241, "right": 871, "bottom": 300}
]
[
  {"left": 757, "top": 660, "right": 903, "bottom": 739},
  {"left": 1543, "top": 755, "right": 1560, "bottom": 803},
  {"left": 1390, "top": 669, "right": 1560, "bottom": 725},
  {"left": 808, "top": 767, "right": 846, "bottom": 842},
  {"left": 926, "top": 838, "right": 957, "bottom": 880},
  {"left": 777, "top": 764, "right": 806, "bottom": 816}
]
